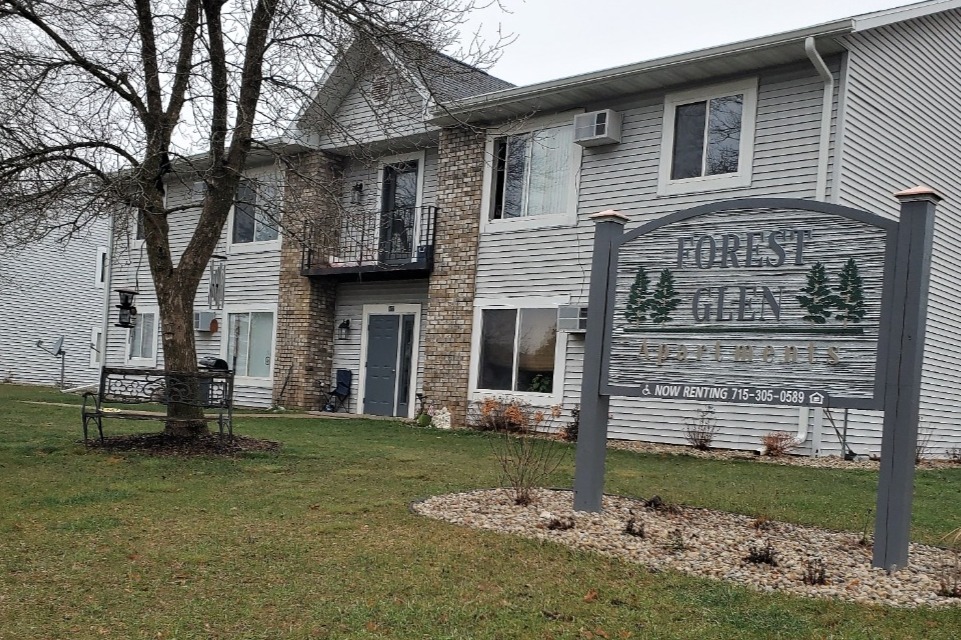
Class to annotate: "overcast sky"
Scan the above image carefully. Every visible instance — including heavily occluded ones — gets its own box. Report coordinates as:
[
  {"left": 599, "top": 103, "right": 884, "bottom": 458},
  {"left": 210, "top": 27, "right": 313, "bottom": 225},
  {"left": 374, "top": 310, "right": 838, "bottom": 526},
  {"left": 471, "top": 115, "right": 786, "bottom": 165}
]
[{"left": 469, "top": 0, "right": 924, "bottom": 86}]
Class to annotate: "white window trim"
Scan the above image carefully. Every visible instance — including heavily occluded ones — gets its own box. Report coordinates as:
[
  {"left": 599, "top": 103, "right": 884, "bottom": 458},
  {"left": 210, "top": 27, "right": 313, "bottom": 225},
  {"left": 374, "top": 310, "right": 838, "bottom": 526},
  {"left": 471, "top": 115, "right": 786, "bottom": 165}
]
[
  {"left": 125, "top": 305, "right": 159, "bottom": 368},
  {"left": 657, "top": 77, "right": 758, "bottom": 196},
  {"left": 90, "top": 327, "right": 103, "bottom": 367},
  {"left": 468, "top": 296, "right": 569, "bottom": 404},
  {"left": 480, "top": 111, "right": 582, "bottom": 234},
  {"left": 357, "top": 303, "right": 422, "bottom": 419},
  {"left": 376, "top": 151, "right": 426, "bottom": 262},
  {"left": 95, "top": 246, "right": 108, "bottom": 289},
  {"left": 226, "top": 173, "right": 284, "bottom": 255},
  {"left": 219, "top": 304, "right": 278, "bottom": 387}
]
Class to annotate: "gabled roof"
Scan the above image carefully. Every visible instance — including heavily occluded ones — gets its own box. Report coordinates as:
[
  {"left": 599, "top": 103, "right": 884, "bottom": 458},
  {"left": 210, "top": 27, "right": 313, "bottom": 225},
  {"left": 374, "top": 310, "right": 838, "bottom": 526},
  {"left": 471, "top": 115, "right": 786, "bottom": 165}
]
[
  {"left": 431, "top": 0, "right": 961, "bottom": 125},
  {"left": 294, "top": 38, "right": 512, "bottom": 136}
]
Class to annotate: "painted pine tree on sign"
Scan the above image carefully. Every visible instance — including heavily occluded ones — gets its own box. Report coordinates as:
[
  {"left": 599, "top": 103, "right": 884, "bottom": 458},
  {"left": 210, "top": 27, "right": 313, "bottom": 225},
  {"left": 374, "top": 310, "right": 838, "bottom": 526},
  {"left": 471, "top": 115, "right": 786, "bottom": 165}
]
[
  {"left": 797, "top": 262, "right": 839, "bottom": 324},
  {"left": 625, "top": 266, "right": 652, "bottom": 324},
  {"left": 651, "top": 269, "right": 681, "bottom": 324},
  {"left": 835, "top": 258, "right": 866, "bottom": 326}
]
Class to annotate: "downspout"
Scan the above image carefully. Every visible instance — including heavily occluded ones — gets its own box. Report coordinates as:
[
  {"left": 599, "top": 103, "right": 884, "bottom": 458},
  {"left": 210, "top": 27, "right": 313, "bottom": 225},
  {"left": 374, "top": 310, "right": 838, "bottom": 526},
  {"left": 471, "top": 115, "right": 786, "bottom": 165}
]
[
  {"left": 805, "top": 36, "right": 834, "bottom": 202},
  {"left": 99, "top": 214, "right": 116, "bottom": 372},
  {"left": 790, "top": 37, "right": 834, "bottom": 453}
]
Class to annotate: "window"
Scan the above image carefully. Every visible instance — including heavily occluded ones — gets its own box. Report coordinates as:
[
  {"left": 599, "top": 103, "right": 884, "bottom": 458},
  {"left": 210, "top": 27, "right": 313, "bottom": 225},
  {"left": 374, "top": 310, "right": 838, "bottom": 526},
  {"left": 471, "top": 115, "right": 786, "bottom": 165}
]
[
  {"left": 225, "top": 311, "right": 274, "bottom": 378},
  {"left": 127, "top": 310, "right": 157, "bottom": 365},
  {"left": 95, "top": 247, "right": 107, "bottom": 288},
  {"left": 134, "top": 210, "right": 145, "bottom": 241},
  {"left": 658, "top": 78, "right": 757, "bottom": 195},
  {"left": 231, "top": 177, "right": 281, "bottom": 246},
  {"left": 477, "top": 308, "right": 557, "bottom": 394},
  {"left": 490, "top": 126, "right": 573, "bottom": 220}
]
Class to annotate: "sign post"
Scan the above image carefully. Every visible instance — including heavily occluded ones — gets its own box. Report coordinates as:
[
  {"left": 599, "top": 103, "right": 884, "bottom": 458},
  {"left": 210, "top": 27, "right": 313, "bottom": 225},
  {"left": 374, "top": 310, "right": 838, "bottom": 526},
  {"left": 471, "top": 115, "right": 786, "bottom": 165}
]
[
  {"left": 873, "top": 187, "right": 939, "bottom": 569},
  {"left": 573, "top": 211, "right": 626, "bottom": 512}
]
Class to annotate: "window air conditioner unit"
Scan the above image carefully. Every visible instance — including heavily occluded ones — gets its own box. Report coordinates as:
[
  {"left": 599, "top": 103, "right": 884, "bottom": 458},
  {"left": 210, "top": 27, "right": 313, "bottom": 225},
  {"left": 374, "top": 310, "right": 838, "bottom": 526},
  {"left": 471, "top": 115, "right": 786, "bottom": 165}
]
[
  {"left": 194, "top": 311, "right": 218, "bottom": 332},
  {"left": 557, "top": 306, "right": 588, "bottom": 333},
  {"left": 573, "top": 109, "right": 622, "bottom": 147}
]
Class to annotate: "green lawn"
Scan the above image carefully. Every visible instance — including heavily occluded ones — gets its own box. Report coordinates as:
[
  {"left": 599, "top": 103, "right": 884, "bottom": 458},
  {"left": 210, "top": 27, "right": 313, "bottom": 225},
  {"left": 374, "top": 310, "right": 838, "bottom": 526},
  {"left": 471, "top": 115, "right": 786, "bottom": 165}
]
[{"left": 1, "top": 383, "right": 960, "bottom": 639}]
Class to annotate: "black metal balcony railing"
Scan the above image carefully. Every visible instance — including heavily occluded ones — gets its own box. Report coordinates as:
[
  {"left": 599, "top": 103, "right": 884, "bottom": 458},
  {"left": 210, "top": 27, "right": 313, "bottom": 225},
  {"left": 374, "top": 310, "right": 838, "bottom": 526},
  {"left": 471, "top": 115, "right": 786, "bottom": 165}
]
[{"left": 301, "top": 206, "right": 438, "bottom": 280}]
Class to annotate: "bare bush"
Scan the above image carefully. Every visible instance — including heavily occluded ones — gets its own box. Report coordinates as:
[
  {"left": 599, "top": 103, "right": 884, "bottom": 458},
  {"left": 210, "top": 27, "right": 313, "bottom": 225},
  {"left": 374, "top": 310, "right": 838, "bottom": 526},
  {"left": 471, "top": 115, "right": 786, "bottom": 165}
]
[
  {"left": 477, "top": 397, "right": 568, "bottom": 506},
  {"left": 684, "top": 404, "right": 718, "bottom": 450},
  {"left": 916, "top": 424, "right": 934, "bottom": 464},
  {"left": 938, "top": 527, "right": 961, "bottom": 598},
  {"left": 761, "top": 431, "right": 797, "bottom": 457}
]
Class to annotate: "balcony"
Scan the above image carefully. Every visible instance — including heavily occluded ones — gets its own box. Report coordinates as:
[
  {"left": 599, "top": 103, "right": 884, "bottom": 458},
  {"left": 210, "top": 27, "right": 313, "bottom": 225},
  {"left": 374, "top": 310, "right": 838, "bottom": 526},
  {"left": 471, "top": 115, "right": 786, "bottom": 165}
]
[{"left": 301, "top": 206, "right": 439, "bottom": 282}]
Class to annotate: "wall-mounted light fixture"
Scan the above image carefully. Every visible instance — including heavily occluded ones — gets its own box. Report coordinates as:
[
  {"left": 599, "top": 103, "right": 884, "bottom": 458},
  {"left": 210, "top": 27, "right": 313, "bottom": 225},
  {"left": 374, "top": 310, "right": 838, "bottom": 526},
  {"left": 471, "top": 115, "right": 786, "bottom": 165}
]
[
  {"left": 115, "top": 288, "right": 139, "bottom": 328},
  {"left": 350, "top": 182, "right": 364, "bottom": 205},
  {"left": 338, "top": 318, "right": 351, "bottom": 340}
]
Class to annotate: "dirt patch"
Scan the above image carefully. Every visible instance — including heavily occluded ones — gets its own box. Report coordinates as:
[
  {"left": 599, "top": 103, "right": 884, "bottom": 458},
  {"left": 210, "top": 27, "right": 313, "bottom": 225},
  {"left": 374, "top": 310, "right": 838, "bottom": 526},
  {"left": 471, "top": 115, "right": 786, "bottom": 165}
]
[{"left": 82, "top": 432, "right": 281, "bottom": 457}]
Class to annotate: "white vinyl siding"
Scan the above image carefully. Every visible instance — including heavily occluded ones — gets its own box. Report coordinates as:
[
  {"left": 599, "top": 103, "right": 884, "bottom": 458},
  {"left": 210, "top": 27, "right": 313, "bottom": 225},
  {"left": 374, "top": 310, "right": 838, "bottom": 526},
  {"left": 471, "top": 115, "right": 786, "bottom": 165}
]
[
  {"left": 315, "top": 54, "right": 433, "bottom": 150},
  {"left": 0, "top": 220, "right": 109, "bottom": 388},
  {"left": 838, "top": 9, "right": 961, "bottom": 454}
]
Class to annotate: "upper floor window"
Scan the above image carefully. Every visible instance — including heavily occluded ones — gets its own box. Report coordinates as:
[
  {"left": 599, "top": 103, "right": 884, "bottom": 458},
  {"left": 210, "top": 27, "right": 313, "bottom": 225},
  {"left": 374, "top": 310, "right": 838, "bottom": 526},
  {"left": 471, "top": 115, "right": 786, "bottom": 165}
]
[
  {"left": 483, "top": 116, "right": 579, "bottom": 231},
  {"left": 491, "top": 127, "right": 574, "bottom": 220},
  {"left": 134, "top": 210, "right": 145, "bottom": 241},
  {"left": 658, "top": 78, "right": 758, "bottom": 196},
  {"left": 232, "top": 177, "right": 281, "bottom": 246}
]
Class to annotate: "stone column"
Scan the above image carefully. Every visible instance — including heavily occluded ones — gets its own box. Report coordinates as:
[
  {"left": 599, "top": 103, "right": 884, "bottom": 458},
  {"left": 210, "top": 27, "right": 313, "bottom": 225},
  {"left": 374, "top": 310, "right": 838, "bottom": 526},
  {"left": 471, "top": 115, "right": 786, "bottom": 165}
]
[
  {"left": 272, "top": 151, "right": 342, "bottom": 410},
  {"left": 422, "top": 127, "right": 486, "bottom": 425}
]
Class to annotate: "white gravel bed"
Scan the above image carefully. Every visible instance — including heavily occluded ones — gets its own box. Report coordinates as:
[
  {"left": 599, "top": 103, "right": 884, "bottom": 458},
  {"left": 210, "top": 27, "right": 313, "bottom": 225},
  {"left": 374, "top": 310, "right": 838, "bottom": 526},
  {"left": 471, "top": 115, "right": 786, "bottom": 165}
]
[
  {"left": 412, "top": 488, "right": 961, "bottom": 609},
  {"left": 606, "top": 440, "right": 961, "bottom": 471}
]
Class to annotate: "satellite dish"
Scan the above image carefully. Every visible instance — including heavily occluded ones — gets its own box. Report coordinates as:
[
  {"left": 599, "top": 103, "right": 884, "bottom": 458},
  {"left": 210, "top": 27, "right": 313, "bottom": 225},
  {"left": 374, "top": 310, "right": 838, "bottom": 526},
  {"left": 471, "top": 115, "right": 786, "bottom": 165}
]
[{"left": 51, "top": 336, "right": 64, "bottom": 356}]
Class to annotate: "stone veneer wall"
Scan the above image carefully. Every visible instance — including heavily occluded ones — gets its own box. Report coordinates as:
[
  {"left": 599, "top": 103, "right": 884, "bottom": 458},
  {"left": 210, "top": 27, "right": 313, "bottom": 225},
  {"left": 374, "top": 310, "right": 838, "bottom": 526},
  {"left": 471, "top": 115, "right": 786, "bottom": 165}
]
[
  {"left": 272, "top": 151, "right": 342, "bottom": 409},
  {"left": 422, "top": 126, "right": 486, "bottom": 425}
]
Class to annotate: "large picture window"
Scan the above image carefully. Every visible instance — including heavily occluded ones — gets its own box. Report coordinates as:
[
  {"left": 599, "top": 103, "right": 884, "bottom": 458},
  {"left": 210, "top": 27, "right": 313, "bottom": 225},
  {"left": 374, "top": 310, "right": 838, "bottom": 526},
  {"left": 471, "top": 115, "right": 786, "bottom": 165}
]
[
  {"left": 658, "top": 78, "right": 757, "bottom": 195},
  {"left": 490, "top": 126, "right": 574, "bottom": 221},
  {"left": 232, "top": 177, "right": 280, "bottom": 245},
  {"left": 226, "top": 311, "right": 274, "bottom": 378},
  {"left": 478, "top": 308, "right": 557, "bottom": 394}
]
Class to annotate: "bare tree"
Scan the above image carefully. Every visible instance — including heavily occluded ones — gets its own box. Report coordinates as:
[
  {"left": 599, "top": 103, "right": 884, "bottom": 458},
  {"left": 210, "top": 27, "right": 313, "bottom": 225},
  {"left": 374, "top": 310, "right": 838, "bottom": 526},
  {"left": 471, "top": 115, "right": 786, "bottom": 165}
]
[{"left": 0, "top": 0, "right": 505, "bottom": 434}]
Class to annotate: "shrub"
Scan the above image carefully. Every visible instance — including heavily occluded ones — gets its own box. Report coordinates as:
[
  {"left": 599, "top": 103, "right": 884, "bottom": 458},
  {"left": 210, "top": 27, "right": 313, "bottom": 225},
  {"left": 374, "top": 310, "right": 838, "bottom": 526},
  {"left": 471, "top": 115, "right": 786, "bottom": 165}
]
[
  {"left": 938, "top": 527, "right": 961, "bottom": 598},
  {"left": 802, "top": 556, "right": 827, "bottom": 585},
  {"left": 546, "top": 516, "right": 575, "bottom": 531},
  {"left": 947, "top": 447, "right": 961, "bottom": 464},
  {"left": 665, "top": 528, "right": 688, "bottom": 553},
  {"left": 761, "top": 431, "right": 797, "bottom": 457},
  {"left": 561, "top": 405, "right": 580, "bottom": 442},
  {"left": 745, "top": 542, "right": 779, "bottom": 566},
  {"left": 684, "top": 404, "right": 718, "bottom": 450},
  {"left": 469, "top": 396, "right": 561, "bottom": 433},
  {"left": 477, "top": 397, "right": 567, "bottom": 506},
  {"left": 623, "top": 517, "right": 645, "bottom": 538},
  {"left": 916, "top": 424, "right": 934, "bottom": 464}
]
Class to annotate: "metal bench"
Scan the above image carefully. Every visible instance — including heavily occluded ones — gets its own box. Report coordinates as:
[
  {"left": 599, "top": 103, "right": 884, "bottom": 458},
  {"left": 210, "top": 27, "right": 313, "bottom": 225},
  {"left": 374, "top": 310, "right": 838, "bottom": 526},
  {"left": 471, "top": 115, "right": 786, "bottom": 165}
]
[{"left": 82, "top": 366, "right": 234, "bottom": 443}]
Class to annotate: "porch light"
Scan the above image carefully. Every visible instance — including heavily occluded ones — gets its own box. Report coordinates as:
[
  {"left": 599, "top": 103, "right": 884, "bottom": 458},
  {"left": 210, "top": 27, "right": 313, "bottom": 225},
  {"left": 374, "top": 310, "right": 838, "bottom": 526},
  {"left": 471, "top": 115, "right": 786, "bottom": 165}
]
[
  {"left": 115, "top": 288, "right": 139, "bottom": 328},
  {"left": 350, "top": 183, "right": 363, "bottom": 205},
  {"left": 338, "top": 318, "right": 351, "bottom": 340}
]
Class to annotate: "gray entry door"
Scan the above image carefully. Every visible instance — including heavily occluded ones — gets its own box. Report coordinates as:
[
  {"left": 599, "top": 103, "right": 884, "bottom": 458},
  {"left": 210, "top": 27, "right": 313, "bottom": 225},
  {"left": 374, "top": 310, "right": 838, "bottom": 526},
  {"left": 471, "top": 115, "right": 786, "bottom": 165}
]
[{"left": 364, "top": 314, "right": 401, "bottom": 416}]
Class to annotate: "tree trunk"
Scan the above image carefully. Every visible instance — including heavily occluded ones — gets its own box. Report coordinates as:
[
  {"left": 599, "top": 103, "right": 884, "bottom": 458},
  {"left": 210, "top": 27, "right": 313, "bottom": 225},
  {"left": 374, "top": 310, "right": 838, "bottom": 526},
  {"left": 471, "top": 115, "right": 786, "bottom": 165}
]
[{"left": 157, "top": 278, "right": 208, "bottom": 436}]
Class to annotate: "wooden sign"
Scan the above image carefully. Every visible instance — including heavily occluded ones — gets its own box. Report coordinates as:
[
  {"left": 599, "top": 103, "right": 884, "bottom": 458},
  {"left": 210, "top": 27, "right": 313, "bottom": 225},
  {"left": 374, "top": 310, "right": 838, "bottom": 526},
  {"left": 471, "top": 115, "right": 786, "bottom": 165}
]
[{"left": 604, "top": 201, "right": 895, "bottom": 410}]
